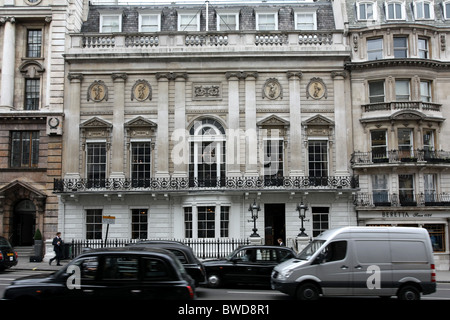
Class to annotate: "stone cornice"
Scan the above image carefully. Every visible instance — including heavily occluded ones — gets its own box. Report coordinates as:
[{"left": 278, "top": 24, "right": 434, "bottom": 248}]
[{"left": 345, "top": 59, "right": 450, "bottom": 71}]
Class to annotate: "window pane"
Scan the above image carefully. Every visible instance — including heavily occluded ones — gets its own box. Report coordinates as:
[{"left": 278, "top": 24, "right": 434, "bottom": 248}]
[
  {"left": 371, "top": 130, "right": 387, "bottom": 159},
  {"left": 131, "top": 209, "right": 148, "bottom": 239},
  {"left": 180, "top": 14, "right": 198, "bottom": 31},
  {"left": 258, "top": 13, "right": 276, "bottom": 30},
  {"left": 393, "top": 37, "right": 408, "bottom": 58},
  {"left": 395, "top": 80, "right": 410, "bottom": 100},
  {"left": 369, "top": 80, "right": 385, "bottom": 103},
  {"left": 218, "top": 14, "right": 237, "bottom": 30},
  {"left": 86, "top": 209, "right": 102, "bottom": 239},
  {"left": 198, "top": 206, "right": 215, "bottom": 238},
  {"left": 131, "top": 142, "right": 151, "bottom": 187},
  {"left": 25, "top": 79, "right": 40, "bottom": 110},
  {"left": 367, "top": 38, "right": 383, "bottom": 60},
  {"left": 27, "top": 29, "right": 42, "bottom": 58},
  {"left": 420, "top": 81, "right": 431, "bottom": 102},
  {"left": 10, "top": 131, "right": 39, "bottom": 168},
  {"left": 87, "top": 143, "right": 106, "bottom": 186},
  {"left": 418, "top": 38, "right": 428, "bottom": 59},
  {"left": 102, "top": 16, "right": 120, "bottom": 32},
  {"left": 141, "top": 15, "right": 159, "bottom": 32}
]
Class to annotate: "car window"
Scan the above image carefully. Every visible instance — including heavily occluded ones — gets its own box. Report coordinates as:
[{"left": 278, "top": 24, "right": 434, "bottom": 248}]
[
  {"left": 167, "top": 249, "right": 188, "bottom": 264},
  {"left": 102, "top": 256, "right": 139, "bottom": 280},
  {"left": 321, "top": 241, "right": 347, "bottom": 263},
  {"left": 255, "top": 249, "right": 277, "bottom": 262},
  {"left": 0, "top": 238, "right": 12, "bottom": 250},
  {"left": 142, "top": 258, "right": 174, "bottom": 281},
  {"left": 278, "top": 249, "right": 294, "bottom": 262},
  {"left": 71, "top": 256, "right": 99, "bottom": 280},
  {"left": 233, "top": 249, "right": 255, "bottom": 262}
]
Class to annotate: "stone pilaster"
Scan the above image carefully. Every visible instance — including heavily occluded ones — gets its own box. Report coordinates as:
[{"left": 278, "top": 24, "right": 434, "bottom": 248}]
[
  {"left": 287, "top": 71, "right": 303, "bottom": 176},
  {"left": 110, "top": 73, "right": 127, "bottom": 179},
  {"left": 0, "top": 17, "right": 16, "bottom": 110}
]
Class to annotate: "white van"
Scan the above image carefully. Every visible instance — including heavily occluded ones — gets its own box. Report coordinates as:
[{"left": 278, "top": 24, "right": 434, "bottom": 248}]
[{"left": 271, "top": 227, "right": 436, "bottom": 300}]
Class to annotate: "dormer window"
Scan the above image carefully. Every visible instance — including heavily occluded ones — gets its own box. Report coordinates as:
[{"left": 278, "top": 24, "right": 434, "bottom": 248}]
[
  {"left": 255, "top": 10, "right": 278, "bottom": 31},
  {"left": 414, "top": 1, "right": 434, "bottom": 20},
  {"left": 294, "top": 10, "right": 317, "bottom": 30},
  {"left": 178, "top": 11, "right": 200, "bottom": 31},
  {"left": 139, "top": 13, "right": 161, "bottom": 32},
  {"left": 216, "top": 10, "right": 239, "bottom": 31},
  {"left": 385, "top": 1, "right": 405, "bottom": 20},
  {"left": 357, "top": 2, "right": 377, "bottom": 20},
  {"left": 100, "top": 14, "right": 122, "bottom": 33},
  {"left": 444, "top": 1, "right": 450, "bottom": 19}
]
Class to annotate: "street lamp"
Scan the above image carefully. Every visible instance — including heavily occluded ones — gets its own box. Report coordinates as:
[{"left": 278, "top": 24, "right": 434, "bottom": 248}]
[
  {"left": 248, "top": 200, "right": 261, "bottom": 237},
  {"left": 296, "top": 202, "right": 309, "bottom": 237}
]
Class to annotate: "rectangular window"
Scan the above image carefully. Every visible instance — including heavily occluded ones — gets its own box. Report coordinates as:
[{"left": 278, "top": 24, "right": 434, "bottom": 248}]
[
  {"left": 179, "top": 13, "right": 199, "bottom": 31},
  {"left": 398, "top": 128, "right": 413, "bottom": 158},
  {"left": 25, "top": 79, "right": 40, "bottom": 110},
  {"left": 131, "top": 142, "right": 151, "bottom": 187},
  {"left": 372, "top": 174, "right": 389, "bottom": 205},
  {"left": 395, "top": 79, "right": 410, "bottom": 100},
  {"left": 358, "top": 2, "right": 375, "bottom": 20},
  {"left": 393, "top": 36, "right": 408, "bottom": 58},
  {"left": 220, "top": 206, "right": 230, "bottom": 238},
  {"left": 86, "top": 143, "right": 107, "bottom": 187},
  {"left": 398, "top": 174, "right": 415, "bottom": 206},
  {"left": 257, "top": 13, "right": 277, "bottom": 30},
  {"left": 100, "top": 15, "right": 121, "bottom": 33},
  {"left": 217, "top": 13, "right": 238, "bottom": 31},
  {"left": 10, "top": 131, "right": 39, "bottom": 168},
  {"left": 415, "top": 1, "right": 433, "bottom": 19},
  {"left": 418, "top": 38, "right": 429, "bottom": 59},
  {"left": 445, "top": 2, "right": 450, "bottom": 19},
  {"left": 103, "top": 256, "right": 139, "bottom": 280},
  {"left": 423, "top": 129, "right": 435, "bottom": 152},
  {"left": 184, "top": 207, "right": 193, "bottom": 238},
  {"left": 131, "top": 208, "right": 148, "bottom": 239},
  {"left": 312, "top": 207, "right": 329, "bottom": 237},
  {"left": 86, "top": 209, "right": 103, "bottom": 239},
  {"left": 295, "top": 13, "right": 316, "bottom": 30},
  {"left": 27, "top": 29, "right": 42, "bottom": 58},
  {"left": 424, "top": 174, "right": 436, "bottom": 203},
  {"left": 371, "top": 130, "right": 387, "bottom": 160},
  {"left": 420, "top": 80, "right": 432, "bottom": 102},
  {"left": 263, "top": 139, "right": 283, "bottom": 181},
  {"left": 368, "top": 80, "right": 385, "bottom": 103},
  {"left": 308, "top": 140, "right": 328, "bottom": 186},
  {"left": 424, "top": 224, "right": 446, "bottom": 252},
  {"left": 198, "top": 206, "right": 215, "bottom": 238},
  {"left": 367, "top": 38, "right": 383, "bottom": 60},
  {"left": 139, "top": 14, "right": 160, "bottom": 32},
  {"left": 387, "top": 2, "right": 404, "bottom": 20}
]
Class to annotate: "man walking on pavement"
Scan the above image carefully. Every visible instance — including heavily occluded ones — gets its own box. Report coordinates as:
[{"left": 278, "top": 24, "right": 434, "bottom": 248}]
[{"left": 49, "top": 232, "right": 63, "bottom": 266}]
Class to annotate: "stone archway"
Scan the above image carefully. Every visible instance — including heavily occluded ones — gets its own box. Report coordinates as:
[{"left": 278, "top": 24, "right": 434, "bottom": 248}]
[{"left": 0, "top": 180, "right": 47, "bottom": 245}]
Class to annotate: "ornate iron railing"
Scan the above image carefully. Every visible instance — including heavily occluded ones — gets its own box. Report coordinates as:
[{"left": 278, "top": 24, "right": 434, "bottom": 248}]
[
  {"left": 354, "top": 192, "right": 450, "bottom": 208},
  {"left": 351, "top": 149, "right": 450, "bottom": 165},
  {"left": 54, "top": 175, "right": 359, "bottom": 193}
]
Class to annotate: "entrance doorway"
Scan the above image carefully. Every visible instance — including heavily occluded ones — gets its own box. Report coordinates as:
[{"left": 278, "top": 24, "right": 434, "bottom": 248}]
[
  {"left": 264, "top": 204, "right": 285, "bottom": 245},
  {"left": 12, "top": 200, "right": 36, "bottom": 246}
]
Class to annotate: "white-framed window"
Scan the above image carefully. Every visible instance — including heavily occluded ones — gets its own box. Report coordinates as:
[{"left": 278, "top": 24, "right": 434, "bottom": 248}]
[
  {"left": 395, "top": 79, "right": 410, "bottom": 101},
  {"left": 367, "top": 37, "right": 383, "bottom": 60},
  {"left": 371, "top": 130, "right": 388, "bottom": 160},
  {"left": 139, "top": 13, "right": 161, "bottom": 32},
  {"left": 420, "top": 80, "right": 432, "bottom": 102},
  {"left": 255, "top": 11, "right": 278, "bottom": 31},
  {"left": 393, "top": 36, "right": 408, "bottom": 58},
  {"left": 184, "top": 205, "right": 230, "bottom": 239},
  {"left": 178, "top": 12, "right": 200, "bottom": 31},
  {"left": 444, "top": 1, "right": 450, "bottom": 19},
  {"left": 357, "top": 2, "right": 377, "bottom": 20},
  {"left": 294, "top": 11, "right": 317, "bottom": 30},
  {"left": 86, "top": 141, "right": 107, "bottom": 187},
  {"left": 368, "top": 80, "right": 385, "bottom": 103},
  {"left": 413, "top": 1, "right": 434, "bottom": 20},
  {"left": 371, "top": 174, "right": 389, "bottom": 204},
  {"left": 216, "top": 11, "right": 239, "bottom": 31},
  {"left": 418, "top": 37, "right": 429, "bottom": 59},
  {"left": 100, "top": 14, "right": 122, "bottom": 33},
  {"left": 385, "top": 1, "right": 405, "bottom": 20}
]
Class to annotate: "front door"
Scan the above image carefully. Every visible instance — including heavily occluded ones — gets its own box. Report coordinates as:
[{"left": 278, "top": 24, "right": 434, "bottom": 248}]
[
  {"left": 13, "top": 200, "right": 36, "bottom": 246},
  {"left": 264, "top": 204, "right": 285, "bottom": 245}
]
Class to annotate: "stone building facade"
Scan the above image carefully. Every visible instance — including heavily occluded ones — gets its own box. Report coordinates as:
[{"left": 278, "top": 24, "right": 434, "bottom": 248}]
[
  {"left": 0, "top": 0, "right": 85, "bottom": 245},
  {"left": 345, "top": 0, "right": 450, "bottom": 269},
  {"left": 55, "top": 0, "right": 359, "bottom": 250}
]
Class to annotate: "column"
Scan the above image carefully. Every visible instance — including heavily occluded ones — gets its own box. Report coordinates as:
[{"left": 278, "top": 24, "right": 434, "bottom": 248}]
[
  {"left": 226, "top": 72, "right": 242, "bottom": 176},
  {"left": 0, "top": 17, "right": 16, "bottom": 109},
  {"left": 244, "top": 72, "right": 258, "bottom": 176},
  {"left": 332, "top": 70, "right": 350, "bottom": 175},
  {"left": 287, "top": 71, "right": 303, "bottom": 176},
  {"left": 155, "top": 73, "right": 170, "bottom": 177},
  {"left": 110, "top": 73, "right": 127, "bottom": 179},
  {"left": 64, "top": 73, "right": 83, "bottom": 179},
  {"left": 173, "top": 73, "right": 188, "bottom": 177}
]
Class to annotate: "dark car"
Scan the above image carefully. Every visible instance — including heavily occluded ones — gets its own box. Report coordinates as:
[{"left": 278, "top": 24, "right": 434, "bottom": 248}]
[
  {"left": 3, "top": 246, "right": 195, "bottom": 300},
  {"left": 203, "top": 245, "right": 296, "bottom": 288},
  {"left": 0, "top": 237, "right": 18, "bottom": 271},
  {"left": 128, "top": 240, "right": 207, "bottom": 286}
]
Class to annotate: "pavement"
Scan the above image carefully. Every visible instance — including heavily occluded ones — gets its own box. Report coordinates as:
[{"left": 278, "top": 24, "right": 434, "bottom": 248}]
[{"left": 11, "top": 256, "right": 450, "bottom": 283}]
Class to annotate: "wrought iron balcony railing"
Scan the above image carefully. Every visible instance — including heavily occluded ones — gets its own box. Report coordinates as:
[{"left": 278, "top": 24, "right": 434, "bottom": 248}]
[
  {"left": 351, "top": 149, "right": 450, "bottom": 166},
  {"left": 53, "top": 175, "right": 359, "bottom": 193},
  {"left": 354, "top": 192, "right": 450, "bottom": 208}
]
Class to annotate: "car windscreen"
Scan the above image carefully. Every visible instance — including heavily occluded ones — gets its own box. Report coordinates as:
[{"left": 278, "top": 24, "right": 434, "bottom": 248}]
[
  {"left": 297, "top": 240, "right": 325, "bottom": 260},
  {"left": 0, "top": 238, "right": 12, "bottom": 250}
]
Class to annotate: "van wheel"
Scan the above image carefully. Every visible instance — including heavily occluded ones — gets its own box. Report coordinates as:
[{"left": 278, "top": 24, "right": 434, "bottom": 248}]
[
  {"left": 296, "top": 283, "right": 320, "bottom": 301},
  {"left": 397, "top": 285, "right": 420, "bottom": 300},
  {"left": 207, "top": 274, "right": 222, "bottom": 288}
]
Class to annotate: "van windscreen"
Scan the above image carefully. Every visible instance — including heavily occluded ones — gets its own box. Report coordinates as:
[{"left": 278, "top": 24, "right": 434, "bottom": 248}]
[{"left": 298, "top": 240, "right": 325, "bottom": 260}]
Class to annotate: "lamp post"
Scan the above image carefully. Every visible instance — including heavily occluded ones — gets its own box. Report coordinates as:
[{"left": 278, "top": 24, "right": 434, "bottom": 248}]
[
  {"left": 248, "top": 200, "right": 261, "bottom": 237},
  {"left": 296, "top": 202, "right": 309, "bottom": 237}
]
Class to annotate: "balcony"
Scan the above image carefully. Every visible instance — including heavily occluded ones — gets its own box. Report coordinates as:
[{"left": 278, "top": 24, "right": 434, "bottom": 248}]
[
  {"left": 354, "top": 192, "right": 450, "bottom": 208},
  {"left": 53, "top": 175, "right": 359, "bottom": 194},
  {"left": 66, "top": 31, "right": 344, "bottom": 60},
  {"left": 351, "top": 149, "right": 450, "bottom": 167}
]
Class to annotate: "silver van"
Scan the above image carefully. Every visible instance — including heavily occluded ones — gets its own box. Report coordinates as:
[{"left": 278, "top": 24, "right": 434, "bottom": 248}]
[{"left": 271, "top": 227, "right": 436, "bottom": 300}]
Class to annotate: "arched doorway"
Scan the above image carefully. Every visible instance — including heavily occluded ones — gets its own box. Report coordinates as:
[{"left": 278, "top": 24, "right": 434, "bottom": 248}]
[{"left": 12, "top": 200, "right": 36, "bottom": 246}]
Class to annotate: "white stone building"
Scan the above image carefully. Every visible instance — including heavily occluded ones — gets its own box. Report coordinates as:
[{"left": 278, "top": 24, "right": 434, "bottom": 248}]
[{"left": 55, "top": 0, "right": 358, "bottom": 249}]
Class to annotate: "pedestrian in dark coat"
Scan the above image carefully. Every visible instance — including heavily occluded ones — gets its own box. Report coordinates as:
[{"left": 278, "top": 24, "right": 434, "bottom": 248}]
[{"left": 49, "top": 232, "right": 63, "bottom": 266}]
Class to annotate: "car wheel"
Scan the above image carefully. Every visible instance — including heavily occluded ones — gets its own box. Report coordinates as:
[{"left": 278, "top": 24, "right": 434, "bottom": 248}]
[
  {"left": 207, "top": 274, "right": 222, "bottom": 288},
  {"left": 397, "top": 285, "right": 420, "bottom": 300},
  {"left": 296, "top": 282, "right": 320, "bottom": 301}
]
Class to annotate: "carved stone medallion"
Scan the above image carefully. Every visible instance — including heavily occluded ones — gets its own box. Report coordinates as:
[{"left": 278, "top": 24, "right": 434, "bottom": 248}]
[
  {"left": 131, "top": 80, "right": 152, "bottom": 102},
  {"left": 306, "top": 78, "right": 327, "bottom": 100},
  {"left": 263, "top": 78, "right": 282, "bottom": 100},
  {"left": 87, "top": 80, "right": 108, "bottom": 102}
]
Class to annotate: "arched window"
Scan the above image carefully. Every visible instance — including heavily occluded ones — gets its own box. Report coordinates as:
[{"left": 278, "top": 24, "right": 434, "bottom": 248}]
[{"left": 189, "top": 118, "right": 226, "bottom": 187}]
